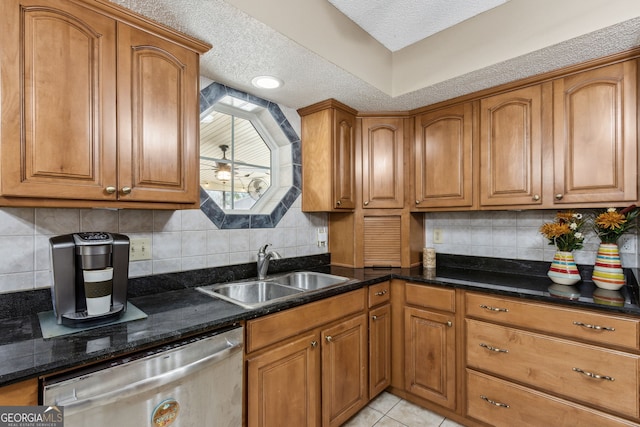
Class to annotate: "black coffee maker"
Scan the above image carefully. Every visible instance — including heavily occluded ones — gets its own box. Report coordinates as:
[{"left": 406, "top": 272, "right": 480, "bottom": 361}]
[{"left": 49, "top": 232, "right": 130, "bottom": 327}]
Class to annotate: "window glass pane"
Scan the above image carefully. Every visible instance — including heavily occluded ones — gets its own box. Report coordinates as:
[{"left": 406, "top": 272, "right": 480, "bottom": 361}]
[{"left": 200, "top": 103, "right": 272, "bottom": 210}]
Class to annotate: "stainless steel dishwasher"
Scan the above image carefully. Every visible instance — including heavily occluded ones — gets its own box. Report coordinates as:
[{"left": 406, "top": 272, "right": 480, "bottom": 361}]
[{"left": 43, "top": 326, "right": 243, "bottom": 427}]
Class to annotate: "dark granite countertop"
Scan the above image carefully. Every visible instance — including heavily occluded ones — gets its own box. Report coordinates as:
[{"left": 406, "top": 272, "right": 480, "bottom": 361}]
[{"left": 1, "top": 254, "right": 639, "bottom": 388}]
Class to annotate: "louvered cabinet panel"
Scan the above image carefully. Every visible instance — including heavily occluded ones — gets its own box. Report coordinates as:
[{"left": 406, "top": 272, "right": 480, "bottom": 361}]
[{"left": 363, "top": 216, "right": 401, "bottom": 267}]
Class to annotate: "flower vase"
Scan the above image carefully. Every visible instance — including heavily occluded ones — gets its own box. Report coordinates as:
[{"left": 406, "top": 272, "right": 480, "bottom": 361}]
[
  {"left": 592, "top": 243, "right": 626, "bottom": 290},
  {"left": 547, "top": 251, "right": 581, "bottom": 285}
]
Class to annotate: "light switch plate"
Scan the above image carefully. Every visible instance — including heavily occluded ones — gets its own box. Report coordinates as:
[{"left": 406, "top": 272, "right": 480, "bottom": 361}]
[
  {"left": 130, "top": 238, "right": 151, "bottom": 261},
  {"left": 433, "top": 229, "right": 443, "bottom": 244}
]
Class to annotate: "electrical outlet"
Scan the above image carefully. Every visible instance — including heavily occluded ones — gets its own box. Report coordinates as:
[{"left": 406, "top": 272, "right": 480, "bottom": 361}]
[
  {"left": 317, "top": 228, "right": 328, "bottom": 247},
  {"left": 433, "top": 229, "right": 443, "bottom": 244},
  {"left": 130, "top": 238, "right": 152, "bottom": 261},
  {"left": 619, "top": 235, "right": 635, "bottom": 252}
]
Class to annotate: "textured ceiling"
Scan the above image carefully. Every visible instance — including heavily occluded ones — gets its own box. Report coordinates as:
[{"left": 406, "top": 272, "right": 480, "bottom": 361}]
[
  {"left": 327, "top": 0, "right": 508, "bottom": 51},
  {"left": 113, "top": 0, "right": 640, "bottom": 112}
]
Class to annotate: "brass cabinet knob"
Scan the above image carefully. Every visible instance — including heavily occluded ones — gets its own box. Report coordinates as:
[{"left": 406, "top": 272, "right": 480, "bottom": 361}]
[
  {"left": 415, "top": 200, "right": 420, "bottom": 205},
  {"left": 364, "top": 201, "right": 369, "bottom": 206},
  {"left": 555, "top": 193, "right": 563, "bottom": 200},
  {"left": 121, "top": 187, "right": 132, "bottom": 195},
  {"left": 447, "top": 321, "right": 453, "bottom": 327},
  {"left": 311, "top": 340, "right": 318, "bottom": 348},
  {"left": 325, "top": 336, "right": 333, "bottom": 343},
  {"left": 532, "top": 194, "right": 540, "bottom": 201},
  {"left": 372, "top": 315, "right": 378, "bottom": 321},
  {"left": 105, "top": 186, "right": 117, "bottom": 194},
  {"left": 336, "top": 200, "right": 342, "bottom": 206}
]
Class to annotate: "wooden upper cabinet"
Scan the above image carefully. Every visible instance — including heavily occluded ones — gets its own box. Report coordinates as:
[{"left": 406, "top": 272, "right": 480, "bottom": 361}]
[
  {"left": 0, "top": 0, "right": 209, "bottom": 208},
  {"left": 480, "top": 84, "right": 545, "bottom": 207},
  {"left": 553, "top": 60, "right": 638, "bottom": 205},
  {"left": 361, "top": 117, "right": 404, "bottom": 209},
  {"left": 300, "top": 100, "right": 357, "bottom": 211},
  {"left": 414, "top": 103, "right": 473, "bottom": 209},
  {"left": 117, "top": 23, "right": 200, "bottom": 204},
  {"left": 0, "top": 0, "right": 118, "bottom": 201}
]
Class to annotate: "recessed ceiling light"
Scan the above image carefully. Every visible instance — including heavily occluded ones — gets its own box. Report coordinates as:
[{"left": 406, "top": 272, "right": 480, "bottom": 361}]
[{"left": 251, "top": 75, "right": 283, "bottom": 89}]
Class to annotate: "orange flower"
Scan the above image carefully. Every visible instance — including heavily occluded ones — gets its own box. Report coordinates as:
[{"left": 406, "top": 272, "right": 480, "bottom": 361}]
[
  {"left": 539, "top": 222, "right": 571, "bottom": 239},
  {"left": 595, "top": 211, "right": 626, "bottom": 230}
]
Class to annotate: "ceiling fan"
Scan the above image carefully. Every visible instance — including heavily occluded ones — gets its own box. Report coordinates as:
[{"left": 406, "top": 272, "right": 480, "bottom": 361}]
[{"left": 213, "top": 144, "right": 232, "bottom": 183}]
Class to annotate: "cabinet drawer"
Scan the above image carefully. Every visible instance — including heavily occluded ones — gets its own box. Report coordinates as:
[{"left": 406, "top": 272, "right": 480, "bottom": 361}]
[
  {"left": 466, "top": 319, "right": 640, "bottom": 418},
  {"left": 467, "top": 370, "right": 638, "bottom": 427},
  {"left": 466, "top": 292, "right": 640, "bottom": 350},
  {"left": 405, "top": 283, "right": 455, "bottom": 312},
  {"left": 368, "top": 282, "right": 390, "bottom": 308},
  {"left": 246, "top": 289, "right": 365, "bottom": 353}
]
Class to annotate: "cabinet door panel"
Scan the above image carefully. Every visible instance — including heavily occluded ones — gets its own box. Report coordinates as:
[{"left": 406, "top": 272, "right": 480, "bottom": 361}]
[
  {"left": 247, "top": 333, "right": 320, "bottom": 427},
  {"left": 322, "top": 313, "right": 368, "bottom": 427},
  {"left": 553, "top": 61, "right": 637, "bottom": 203},
  {"left": 333, "top": 109, "right": 356, "bottom": 209},
  {"left": 1, "top": 0, "right": 117, "bottom": 199},
  {"left": 414, "top": 104, "right": 473, "bottom": 208},
  {"left": 480, "top": 85, "right": 543, "bottom": 206},
  {"left": 362, "top": 118, "right": 404, "bottom": 208},
  {"left": 404, "top": 306, "right": 456, "bottom": 409},
  {"left": 117, "top": 23, "right": 199, "bottom": 203},
  {"left": 369, "top": 304, "right": 391, "bottom": 399}
]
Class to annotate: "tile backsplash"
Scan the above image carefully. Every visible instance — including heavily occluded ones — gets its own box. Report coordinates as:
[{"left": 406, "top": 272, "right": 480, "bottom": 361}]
[
  {"left": 0, "top": 197, "right": 328, "bottom": 294},
  {"left": 425, "top": 210, "right": 639, "bottom": 269},
  {"left": 2, "top": 205, "right": 638, "bottom": 294}
]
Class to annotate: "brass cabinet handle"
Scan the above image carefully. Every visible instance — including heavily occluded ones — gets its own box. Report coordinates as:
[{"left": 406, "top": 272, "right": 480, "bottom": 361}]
[
  {"left": 572, "top": 367, "right": 614, "bottom": 381},
  {"left": 480, "top": 395, "right": 510, "bottom": 408},
  {"left": 555, "top": 193, "right": 563, "bottom": 200},
  {"left": 121, "top": 186, "right": 132, "bottom": 194},
  {"left": 479, "top": 343, "right": 508, "bottom": 353},
  {"left": 479, "top": 304, "right": 509, "bottom": 313},
  {"left": 573, "top": 321, "right": 615, "bottom": 331},
  {"left": 374, "top": 289, "right": 388, "bottom": 296},
  {"left": 364, "top": 201, "right": 369, "bottom": 206},
  {"left": 532, "top": 194, "right": 540, "bottom": 201},
  {"left": 105, "top": 186, "right": 117, "bottom": 194},
  {"left": 325, "top": 336, "right": 333, "bottom": 343},
  {"left": 447, "top": 321, "right": 452, "bottom": 327},
  {"left": 336, "top": 200, "right": 342, "bottom": 206},
  {"left": 311, "top": 340, "right": 317, "bottom": 348},
  {"left": 372, "top": 315, "right": 378, "bottom": 320}
]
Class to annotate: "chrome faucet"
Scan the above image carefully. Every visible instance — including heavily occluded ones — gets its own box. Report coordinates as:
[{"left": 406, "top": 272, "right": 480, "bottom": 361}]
[{"left": 257, "top": 244, "right": 281, "bottom": 280}]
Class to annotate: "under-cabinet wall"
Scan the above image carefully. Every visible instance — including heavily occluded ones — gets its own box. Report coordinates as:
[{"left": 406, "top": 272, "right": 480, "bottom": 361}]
[
  {"left": 425, "top": 210, "right": 639, "bottom": 268},
  {"left": 0, "top": 203, "right": 328, "bottom": 294}
]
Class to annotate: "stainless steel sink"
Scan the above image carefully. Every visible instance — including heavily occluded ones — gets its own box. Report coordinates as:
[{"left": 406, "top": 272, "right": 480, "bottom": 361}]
[
  {"left": 196, "top": 271, "right": 354, "bottom": 309},
  {"left": 271, "top": 271, "right": 350, "bottom": 291},
  {"left": 197, "top": 280, "right": 304, "bottom": 309}
]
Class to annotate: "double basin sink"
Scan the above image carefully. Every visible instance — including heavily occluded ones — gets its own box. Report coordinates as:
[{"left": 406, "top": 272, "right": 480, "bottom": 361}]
[{"left": 196, "top": 271, "right": 355, "bottom": 309}]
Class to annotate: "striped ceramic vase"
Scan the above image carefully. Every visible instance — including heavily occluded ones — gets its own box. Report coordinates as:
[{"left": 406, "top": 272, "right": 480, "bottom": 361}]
[
  {"left": 547, "top": 251, "right": 581, "bottom": 285},
  {"left": 592, "top": 243, "right": 626, "bottom": 290}
]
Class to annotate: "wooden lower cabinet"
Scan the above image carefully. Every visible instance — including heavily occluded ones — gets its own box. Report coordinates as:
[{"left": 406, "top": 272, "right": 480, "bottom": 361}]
[
  {"left": 0, "top": 378, "right": 38, "bottom": 405},
  {"left": 246, "top": 333, "right": 320, "bottom": 427},
  {"left": 245, "top": 289, "right": 368, "bottom": 427},
  {"left": 404, "top": 306, "right": 456, "bottom": 410},
  {"left": 369, "top": 303, "right": 391, "bottom": 399},
  {"left": 467, "top": 370, "right": 638, "bottom": 427},
  {"left": 321, "top": 313, "right": 368, "bottom": 427}
]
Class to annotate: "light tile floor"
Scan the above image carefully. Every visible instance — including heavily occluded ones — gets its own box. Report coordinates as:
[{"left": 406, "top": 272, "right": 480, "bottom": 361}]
[{"left": 343, "top": 392, "right": 466, "bottom": 427}]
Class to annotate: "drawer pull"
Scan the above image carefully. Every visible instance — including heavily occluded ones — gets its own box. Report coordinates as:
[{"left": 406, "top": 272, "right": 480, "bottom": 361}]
[
  {"left": 480, "top": 395, "right": 510, "bottom": 408},
  {"left": 573, "top": 321, "right": 615, "bottom": 331},
  {"left": 479, "top": 343, "right": 509, "bottom": 353},
  {"left": 374, "top": 289, "right": 388, "bottom": 296},
  {"left": 480, "top": 304, "right": 509, "bottom": 313},
  {"left": 572, "top": 367, "right": 615, "bottom": 381}
]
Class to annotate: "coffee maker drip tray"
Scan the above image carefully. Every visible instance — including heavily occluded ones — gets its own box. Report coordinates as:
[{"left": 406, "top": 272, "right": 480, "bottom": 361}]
[{"left": 62, "top": 303, "right": 125, "bottom": 324}]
